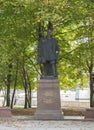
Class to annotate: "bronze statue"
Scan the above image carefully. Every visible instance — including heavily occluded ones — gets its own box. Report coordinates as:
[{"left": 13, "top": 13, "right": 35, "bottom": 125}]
[{"left": 38, "top": 30, "right": 60, "bottom": 79}]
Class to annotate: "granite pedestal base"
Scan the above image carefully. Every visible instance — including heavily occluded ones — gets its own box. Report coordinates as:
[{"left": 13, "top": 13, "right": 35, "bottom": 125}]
[
  {"left": 0, "top": 107, "right": 12, "bottom": 118},
  {"left": 85, "top": 108, "right": 94, "bottom": 119},
  {"left": 35, "top": 79, "right": 63, "bottom": 120}
]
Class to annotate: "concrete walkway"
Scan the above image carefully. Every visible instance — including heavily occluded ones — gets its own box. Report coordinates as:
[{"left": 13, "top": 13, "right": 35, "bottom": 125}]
[{"left": 0, "top": 116, "right": 94, "bottom": 130}]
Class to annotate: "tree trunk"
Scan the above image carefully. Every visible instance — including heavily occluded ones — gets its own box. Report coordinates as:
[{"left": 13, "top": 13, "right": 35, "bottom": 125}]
[
  {"left": 23, "top": 70, "right": 31, "bottom": 108},
  {"left": 11, "top": 61, "right": 18, "bottom": 109},
  {"left": 24, "top": 87, "right": 28, "bottom": 108},
  {"left": 89, "top": 62, "right": 94, "bottom": 107},
  {"left": 22, "top": 50, "right": 32, "bottom": 108},
  {"left": 22, "top": 62, "right": 30, "bottom": 108},
  {"left": 6, "top": 74, "right": 11, "bottom": 106},
  {"left": 26, "top": 72, "right": 31, "bottom": 108},
  {"left": 6, "top": 63, "right": 12, "bottom": 107},
  {"left": 90, "top": 72, "right": 94, "bottom": 107},
  {"left": 22, "top": 67, "right": 28, "bottom": 108}
]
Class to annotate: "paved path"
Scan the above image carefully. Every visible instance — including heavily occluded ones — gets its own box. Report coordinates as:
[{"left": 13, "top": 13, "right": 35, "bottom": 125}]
[{"left": 0, "top": 116, "right": 94, "bottom": 130}]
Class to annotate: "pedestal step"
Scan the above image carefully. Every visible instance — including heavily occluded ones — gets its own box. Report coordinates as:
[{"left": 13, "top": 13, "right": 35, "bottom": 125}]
[
  {"left": 35, "top": 109, "right": 63, "bottom": 120},
  {"left": 85, "top": 108, "right": 94, "bottom": 119},
  {"left": 0, "top": 107, "right": 12, "bottom": 118}
]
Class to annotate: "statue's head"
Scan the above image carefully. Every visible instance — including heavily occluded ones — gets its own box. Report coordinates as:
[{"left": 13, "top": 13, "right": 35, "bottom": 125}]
[{"left": 47, "top": 29, "right": 53, "bottom": 38}]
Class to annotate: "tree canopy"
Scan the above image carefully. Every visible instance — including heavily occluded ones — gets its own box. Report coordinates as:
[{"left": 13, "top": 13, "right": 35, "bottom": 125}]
[{"left": 0, "top": 0, "right": 94, "bottom": 91}]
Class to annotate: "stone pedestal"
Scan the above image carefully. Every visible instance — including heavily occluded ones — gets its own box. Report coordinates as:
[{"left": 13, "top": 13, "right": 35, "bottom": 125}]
[
  {"left": 35, "top": 79, "right": 63, "bottom": 120},
  {"left": 85, "top": 108, "right": 94, "bottom": 119},
  {"left": 0, "top": 107, "right": 12, "bottom": 118}
]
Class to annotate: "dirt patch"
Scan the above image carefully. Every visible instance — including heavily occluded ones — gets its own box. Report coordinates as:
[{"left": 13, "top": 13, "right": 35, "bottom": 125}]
[
  {"left": 11, "top": 108, "right": 86, "bottom": 116},
  {"left": 63, "top": 108, "right": 86, "bottom": 116},
  {"left": 11, "top": 108, "right": 35, "bottom": 116}
]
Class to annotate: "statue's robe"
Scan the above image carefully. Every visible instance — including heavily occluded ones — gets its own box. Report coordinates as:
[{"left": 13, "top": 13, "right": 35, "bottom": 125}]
[{"left": 38, "top": 37, "right": 59, "bottom": 64}]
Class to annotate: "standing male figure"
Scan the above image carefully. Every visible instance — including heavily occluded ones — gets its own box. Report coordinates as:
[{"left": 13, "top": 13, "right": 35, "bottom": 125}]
[{"left": 38, "top": 29, "right": 60, "bottom": 79}]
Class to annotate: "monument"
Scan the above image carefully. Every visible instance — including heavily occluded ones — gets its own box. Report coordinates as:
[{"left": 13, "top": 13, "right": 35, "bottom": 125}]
[{"left": 35, "top": 27, "right": 63, "bottom": 120}]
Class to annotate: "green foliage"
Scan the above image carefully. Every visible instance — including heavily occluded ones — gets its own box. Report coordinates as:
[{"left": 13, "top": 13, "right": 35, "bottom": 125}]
[{"left": 0, "top": 0, "right": 94, "bottom": 91}]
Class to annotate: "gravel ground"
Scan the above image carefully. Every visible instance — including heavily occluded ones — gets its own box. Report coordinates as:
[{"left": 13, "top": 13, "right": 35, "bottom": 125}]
[{"left": 0, "top": 116, "right": 94, "bottom": 130}]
